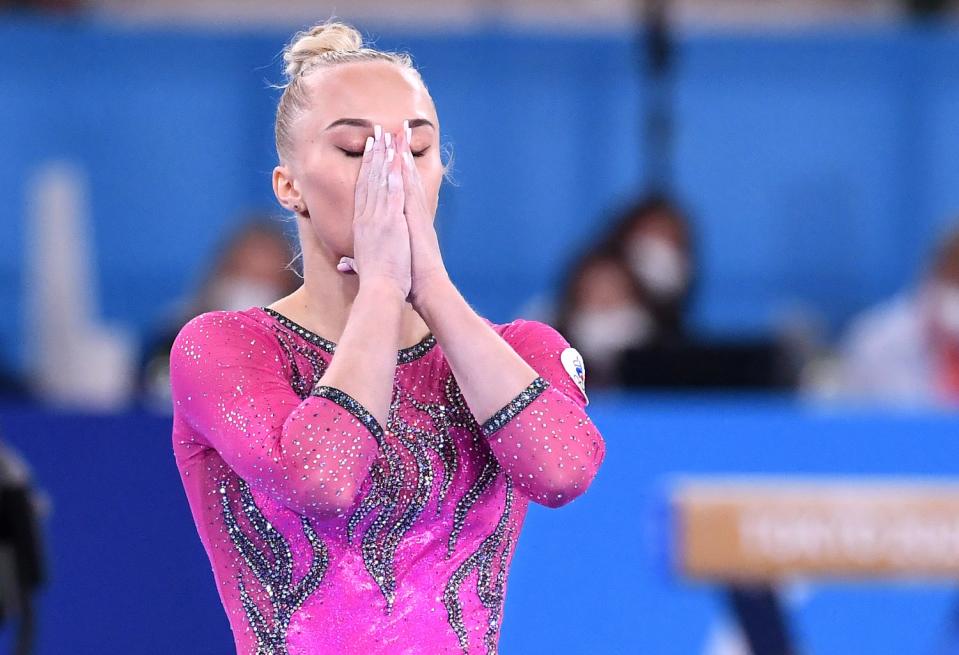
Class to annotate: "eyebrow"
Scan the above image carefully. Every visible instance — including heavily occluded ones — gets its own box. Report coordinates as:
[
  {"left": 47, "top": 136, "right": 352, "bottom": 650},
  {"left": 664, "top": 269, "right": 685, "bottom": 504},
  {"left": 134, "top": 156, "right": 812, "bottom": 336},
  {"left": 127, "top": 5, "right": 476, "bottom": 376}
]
[{"left": 324, "top": 118, "right": 435, "bottom": 131}]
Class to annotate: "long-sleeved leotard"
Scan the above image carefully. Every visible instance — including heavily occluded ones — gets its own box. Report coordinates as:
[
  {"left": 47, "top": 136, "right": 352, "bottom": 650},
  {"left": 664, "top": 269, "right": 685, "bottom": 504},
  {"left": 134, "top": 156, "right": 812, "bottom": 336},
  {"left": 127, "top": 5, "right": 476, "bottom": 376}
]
[{"left": 169, "top": 305, "right": 605, "bottom": 655}]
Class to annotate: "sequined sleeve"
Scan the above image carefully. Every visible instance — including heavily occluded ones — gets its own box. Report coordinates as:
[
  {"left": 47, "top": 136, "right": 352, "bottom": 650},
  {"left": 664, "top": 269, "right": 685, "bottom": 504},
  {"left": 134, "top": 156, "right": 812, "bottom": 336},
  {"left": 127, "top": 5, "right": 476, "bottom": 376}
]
[
  {"left": 481, "top": 319, "right": 606, "bottom": 508},
  {"left": 169, "top": 311, "right": 382, "bottom": 518}
]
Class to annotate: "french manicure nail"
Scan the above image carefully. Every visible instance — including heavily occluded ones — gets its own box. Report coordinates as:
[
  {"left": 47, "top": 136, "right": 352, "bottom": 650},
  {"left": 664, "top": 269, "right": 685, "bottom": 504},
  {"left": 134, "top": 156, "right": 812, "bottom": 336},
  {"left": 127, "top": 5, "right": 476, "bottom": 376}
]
[
  {"left": 403, "top": 120, "right": 411, "bottom": 142},
  {"left": 364, "top": 136, "right": 373, "bottom": 152},
  {"left": 374, "top": 124, "right": 382, "bottom": 140},
  {"left": 385, "top": 132, "right": 392, "bottom": 148}
]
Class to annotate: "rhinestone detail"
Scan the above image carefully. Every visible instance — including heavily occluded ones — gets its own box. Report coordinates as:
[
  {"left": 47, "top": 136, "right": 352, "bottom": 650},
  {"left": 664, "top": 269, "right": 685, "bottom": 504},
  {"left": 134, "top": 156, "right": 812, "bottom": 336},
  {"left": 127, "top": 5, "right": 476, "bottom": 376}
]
[
  {"left": 310, "top": 384, "right": 385, "bottom": 447},
  {"left": 261, "top": 306, "right": 437, "bottom": 364},
  {"left": 480, "top": 376, "right": 550, "bottom": 438}
]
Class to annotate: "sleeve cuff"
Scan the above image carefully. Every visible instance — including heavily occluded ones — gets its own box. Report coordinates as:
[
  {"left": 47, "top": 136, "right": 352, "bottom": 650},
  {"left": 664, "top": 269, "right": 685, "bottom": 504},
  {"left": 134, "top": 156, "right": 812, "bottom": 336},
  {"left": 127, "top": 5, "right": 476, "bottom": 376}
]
[
  {"left": 481, "top": 376, "right": 551, "bottom": 438},
  {"left": 310, "top": 384, "right": 385, "bottom": 446}
]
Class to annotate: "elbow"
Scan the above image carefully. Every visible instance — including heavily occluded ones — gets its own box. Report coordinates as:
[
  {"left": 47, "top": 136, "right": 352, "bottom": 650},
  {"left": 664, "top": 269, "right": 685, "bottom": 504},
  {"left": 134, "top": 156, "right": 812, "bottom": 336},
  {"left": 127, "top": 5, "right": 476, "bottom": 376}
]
[
  {"left": 528, "top": 465, "right": 600, "bottom": 509},
  {"left": 282, "top": 476, "right": 366, "bottom": 519},
  {"left": 535, "top": 438, "right": 606, "bottom": 509},
  {"left": 315, "top": 481, "right": 367, "bottom": 518},
  {"left": 539, "top": 490, "right": 579, "bottom": 509}
]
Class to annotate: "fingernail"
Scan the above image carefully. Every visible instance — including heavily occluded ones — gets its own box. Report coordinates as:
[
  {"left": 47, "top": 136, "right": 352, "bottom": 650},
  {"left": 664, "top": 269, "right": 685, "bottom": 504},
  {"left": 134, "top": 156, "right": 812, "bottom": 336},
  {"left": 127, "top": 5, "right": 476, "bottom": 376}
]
[
  {"left": 387, "top": 146, "right": 395, "bottom": 162},
  {"left": 374, "top": 124, "right": 382, "bottom": 141},
  {"left": 385, "top": 132, "right": 392, "bottom": 148},
  {"left": 403, "top": 120, "right": 411, "bottom": 142},
  {"left": 404, "top": 150, "right": 412, "bottom": 165},
  {"left": 364, "top": 136, "right": 373, "bottom": 152}
]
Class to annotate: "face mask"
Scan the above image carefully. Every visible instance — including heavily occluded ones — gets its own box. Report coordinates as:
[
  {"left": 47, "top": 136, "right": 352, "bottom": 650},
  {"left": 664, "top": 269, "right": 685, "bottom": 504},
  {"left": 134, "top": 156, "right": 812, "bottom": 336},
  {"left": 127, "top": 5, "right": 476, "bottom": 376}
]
[
  {"left": 932, "top": 283, "right": 959, "bottom": 339},
  {"left": 627, "top": 236, "right": 689, "bottom": 300},
  {"left": 207, "top": 277, "right": 283, "bottom": 312},
  {"left": 567, "top": 304, "right": 653, "bottom": 365}
]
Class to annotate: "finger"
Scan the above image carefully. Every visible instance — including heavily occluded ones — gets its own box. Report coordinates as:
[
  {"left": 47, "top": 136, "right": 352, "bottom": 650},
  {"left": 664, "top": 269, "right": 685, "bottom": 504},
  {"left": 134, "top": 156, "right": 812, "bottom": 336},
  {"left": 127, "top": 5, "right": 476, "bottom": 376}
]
[
  {"left": 363, "top": 124, "right": 385, "bottom": 217},
  {"left": 399, "top": 119, "right": 413, "bottom": 173},
  {"left": 377, "top": 135, "right": 402, "bottom": 217},
  {"left": 400, "top": 130, "right": 426, "bottom": 218},
  {"left": 353, "top": 135, "right": 374, "bottom": 217},
  {"left": 400, "top": 129, "right": 425, "bottom": 194},
  {"left": 387, "top": 138, "right": 404, "bottom": 216},
  {"left": 372, "top": 136, "right": 392, "bottom": 218}
]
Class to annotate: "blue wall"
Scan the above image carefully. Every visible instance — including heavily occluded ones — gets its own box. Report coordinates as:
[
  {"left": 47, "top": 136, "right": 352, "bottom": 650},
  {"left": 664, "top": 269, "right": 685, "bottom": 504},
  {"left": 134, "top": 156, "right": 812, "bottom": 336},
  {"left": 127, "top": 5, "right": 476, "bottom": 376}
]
[
  {"left": 1, "top": 396, "right": 957, "bottom": 654},
  {"left": 3, "top": 20, "right": 959, "bottom": 375}
]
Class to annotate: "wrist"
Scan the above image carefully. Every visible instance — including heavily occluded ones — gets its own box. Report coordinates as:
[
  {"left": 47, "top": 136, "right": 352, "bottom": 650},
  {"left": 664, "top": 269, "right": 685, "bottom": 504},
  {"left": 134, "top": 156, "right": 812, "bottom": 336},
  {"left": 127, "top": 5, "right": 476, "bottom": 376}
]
[
  {"left": 413, "top": 275, "right": 457, "bottom": 320},
  {"left": 358, "top": 277, "right": 407, "bottom": 305}
]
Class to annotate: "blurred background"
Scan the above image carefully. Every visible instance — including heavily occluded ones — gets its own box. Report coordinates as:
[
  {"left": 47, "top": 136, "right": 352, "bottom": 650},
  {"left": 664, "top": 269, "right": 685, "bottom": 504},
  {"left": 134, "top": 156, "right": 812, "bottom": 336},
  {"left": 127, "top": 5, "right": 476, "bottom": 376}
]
[{"left": 2, "top": 0, "right": 959, "bottom": 653}]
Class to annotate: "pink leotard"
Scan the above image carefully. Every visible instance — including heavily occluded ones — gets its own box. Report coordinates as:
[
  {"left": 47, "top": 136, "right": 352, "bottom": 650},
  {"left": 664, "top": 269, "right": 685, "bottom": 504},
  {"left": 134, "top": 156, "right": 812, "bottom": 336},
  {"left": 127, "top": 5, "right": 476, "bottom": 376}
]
[{"left": 169, "top": 305, "right": 606, "bottom": 654}]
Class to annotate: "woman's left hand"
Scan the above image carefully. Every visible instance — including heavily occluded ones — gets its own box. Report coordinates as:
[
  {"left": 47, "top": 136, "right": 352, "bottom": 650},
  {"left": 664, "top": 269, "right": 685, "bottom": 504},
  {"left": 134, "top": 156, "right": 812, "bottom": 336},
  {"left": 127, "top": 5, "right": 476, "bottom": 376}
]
[{"left": 398, "top": 120, "right": 450, "bottom": 310}]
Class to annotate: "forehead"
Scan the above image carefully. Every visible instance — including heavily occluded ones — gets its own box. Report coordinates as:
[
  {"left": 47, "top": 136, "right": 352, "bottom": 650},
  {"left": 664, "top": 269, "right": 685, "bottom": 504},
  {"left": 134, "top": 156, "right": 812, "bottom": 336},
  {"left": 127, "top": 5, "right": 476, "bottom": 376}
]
[{"left": 303, "top": 60, "right": 436, "bottom": 125}]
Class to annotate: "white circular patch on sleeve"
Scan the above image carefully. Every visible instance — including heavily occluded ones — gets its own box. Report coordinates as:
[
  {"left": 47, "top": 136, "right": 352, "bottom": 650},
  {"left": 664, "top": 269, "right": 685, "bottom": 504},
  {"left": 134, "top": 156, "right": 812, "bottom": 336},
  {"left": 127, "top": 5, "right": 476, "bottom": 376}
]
[{"left": 560, "top": 347, "right": 588, "bottom": 405}]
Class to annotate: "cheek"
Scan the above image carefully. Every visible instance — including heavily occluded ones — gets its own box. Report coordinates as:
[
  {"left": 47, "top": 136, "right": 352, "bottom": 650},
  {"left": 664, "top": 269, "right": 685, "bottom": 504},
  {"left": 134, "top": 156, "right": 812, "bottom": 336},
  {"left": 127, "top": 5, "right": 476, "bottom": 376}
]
[
  {"left": 303, "top": 157, "right": 357, "bottom": 212},
  {"left": 299, "top": 155, "right": 362, "bottom": 248},
  {"left": 418, "top": 158, "right": 444, "bottom": 206}
]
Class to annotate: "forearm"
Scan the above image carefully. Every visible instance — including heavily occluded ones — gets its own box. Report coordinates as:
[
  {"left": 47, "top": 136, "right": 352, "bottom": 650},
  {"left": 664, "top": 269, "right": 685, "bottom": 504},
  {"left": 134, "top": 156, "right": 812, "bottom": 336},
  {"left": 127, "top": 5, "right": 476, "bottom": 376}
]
[
  {"left": 316, "top": 279, "right": 406, "bottom": 428},
  {"left": 416, "top": 280, "right": 605, "bottom": 508},
  {"left": 170, "top": 311, "right": 390, "bottom": 518},
  {"left": 416, "top": 280, "right": 539, "bottom": 425}
]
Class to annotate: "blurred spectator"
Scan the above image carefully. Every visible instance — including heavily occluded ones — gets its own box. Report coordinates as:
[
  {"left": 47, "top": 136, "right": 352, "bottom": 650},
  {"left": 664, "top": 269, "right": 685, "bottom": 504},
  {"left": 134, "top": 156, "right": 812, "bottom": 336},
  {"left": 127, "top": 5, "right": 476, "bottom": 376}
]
[
  {"left": 550, "top": 195, "right": 694, "bottom": 389},
  {"left": 836, "top": 223, "right": 959, "bottom": 406},
  {"left": 138, "top": 216, "right": 300, "bottom": 412},
  {"left": 554, "top": 250, "right": 652, "bottom": 388},
  {"left": 558, "top": 193, "right": 797, "bottom": 391},
  {"left": 604, "top": 194, "right": 695, "bottom": 343}
]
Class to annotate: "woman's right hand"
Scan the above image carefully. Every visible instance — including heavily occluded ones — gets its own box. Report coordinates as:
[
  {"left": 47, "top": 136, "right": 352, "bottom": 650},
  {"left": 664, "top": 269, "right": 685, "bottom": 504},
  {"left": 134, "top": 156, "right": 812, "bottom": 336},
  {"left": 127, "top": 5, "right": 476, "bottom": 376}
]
[{"left": 343, "top": 126, "right": 411, "bottom": 299}]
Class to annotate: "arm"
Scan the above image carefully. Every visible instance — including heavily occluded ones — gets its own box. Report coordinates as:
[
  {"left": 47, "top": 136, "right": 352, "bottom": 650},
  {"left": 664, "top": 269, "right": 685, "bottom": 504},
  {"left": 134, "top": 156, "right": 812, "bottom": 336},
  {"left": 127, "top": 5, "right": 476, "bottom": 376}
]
[
  {"left": 416, "top": 280, "right": 606, "bottom": 508},
  {"left": 396, "top": 128, "right": 604, "bottom": 507},
  {"left": 169, "top": 281, "right": 406, "bottom": 518}
]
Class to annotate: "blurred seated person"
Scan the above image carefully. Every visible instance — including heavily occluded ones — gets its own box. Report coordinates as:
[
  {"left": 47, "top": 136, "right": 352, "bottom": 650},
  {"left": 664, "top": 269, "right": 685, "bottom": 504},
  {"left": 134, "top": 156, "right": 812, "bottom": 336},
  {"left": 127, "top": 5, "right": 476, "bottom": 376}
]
[
  {"left": 137, "top": 216, "right": 301, "bottom": 412},
  {"left": 837, "top": 223, "right": 959, "bottom": 406},
  {"left": 554, "top": 250, "right": 652, "bottom": 389},
  {"left": 607, "top": 193, "right": 694, "bottom": 343},
  {"left": 589, "top": 194, "right": 795, "bottom": 390}
]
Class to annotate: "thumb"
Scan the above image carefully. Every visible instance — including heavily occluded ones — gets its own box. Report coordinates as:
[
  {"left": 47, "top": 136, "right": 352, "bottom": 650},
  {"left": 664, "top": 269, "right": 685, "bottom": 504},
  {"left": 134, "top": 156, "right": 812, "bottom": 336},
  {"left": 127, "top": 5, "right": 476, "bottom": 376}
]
[{"left": 337, "top": 256, "right": 357, "bottom": 274}]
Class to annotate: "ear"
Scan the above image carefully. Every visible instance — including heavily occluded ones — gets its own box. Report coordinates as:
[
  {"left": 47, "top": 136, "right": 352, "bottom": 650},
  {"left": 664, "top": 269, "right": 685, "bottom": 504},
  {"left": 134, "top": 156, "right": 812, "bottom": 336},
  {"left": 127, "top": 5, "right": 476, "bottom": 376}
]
[{"left": 273, "top": 164, "right": 305, "bottom": 215}]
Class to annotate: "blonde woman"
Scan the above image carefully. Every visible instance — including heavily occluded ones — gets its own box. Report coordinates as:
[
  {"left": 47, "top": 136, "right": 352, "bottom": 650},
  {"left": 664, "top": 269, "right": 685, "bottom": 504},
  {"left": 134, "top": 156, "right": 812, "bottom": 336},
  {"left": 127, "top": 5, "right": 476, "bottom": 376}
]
[{"left": 169, "top": 20, "right": 606, "bottom": 655}]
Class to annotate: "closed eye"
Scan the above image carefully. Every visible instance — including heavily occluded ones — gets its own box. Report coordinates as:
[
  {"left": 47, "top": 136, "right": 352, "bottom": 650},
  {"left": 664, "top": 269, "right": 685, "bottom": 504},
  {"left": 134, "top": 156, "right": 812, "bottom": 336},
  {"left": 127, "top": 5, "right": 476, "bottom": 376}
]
[{"left": 338, "top": 147, "right": 430, "bottom": 158}]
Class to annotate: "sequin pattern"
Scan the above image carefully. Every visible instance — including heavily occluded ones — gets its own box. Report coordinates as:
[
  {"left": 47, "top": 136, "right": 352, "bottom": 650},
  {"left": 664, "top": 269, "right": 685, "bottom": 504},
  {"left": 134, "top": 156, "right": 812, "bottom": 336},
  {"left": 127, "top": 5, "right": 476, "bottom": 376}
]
[
  {"left": 311, "top": 385, "right": 385, "bottom": 446},
  {"left": 263, "top": 306, "right": 437, "bottom": 365},
  {"left": 170, "top": 308, "right": 606, "bottom": 655},
  {"left": 443, "top": 474, "right": 515, "bottom": 655},
  {"left": 219, "top": 477, "right": 329, "bottom": 654},
  {"left": 480, "top": 376, "right": 550, "bottom": 437},
  {"left": 346, "top": 372, "right": 495, "bottom": 616}
]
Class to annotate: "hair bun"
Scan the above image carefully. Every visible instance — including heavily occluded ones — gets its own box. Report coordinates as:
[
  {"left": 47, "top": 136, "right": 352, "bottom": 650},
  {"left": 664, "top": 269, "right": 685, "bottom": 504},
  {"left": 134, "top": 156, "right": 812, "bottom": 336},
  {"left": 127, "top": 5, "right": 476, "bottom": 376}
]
[{"left": 283, "top": 21, "right": 363, "bottom": 81}]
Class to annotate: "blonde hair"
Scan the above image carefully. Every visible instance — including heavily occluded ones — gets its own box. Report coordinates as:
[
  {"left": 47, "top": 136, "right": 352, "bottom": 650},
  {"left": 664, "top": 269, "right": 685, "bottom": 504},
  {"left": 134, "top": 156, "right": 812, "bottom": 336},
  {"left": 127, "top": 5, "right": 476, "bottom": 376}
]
[{"left": 275, "top": 20, "right": 420, "bottom": 162}]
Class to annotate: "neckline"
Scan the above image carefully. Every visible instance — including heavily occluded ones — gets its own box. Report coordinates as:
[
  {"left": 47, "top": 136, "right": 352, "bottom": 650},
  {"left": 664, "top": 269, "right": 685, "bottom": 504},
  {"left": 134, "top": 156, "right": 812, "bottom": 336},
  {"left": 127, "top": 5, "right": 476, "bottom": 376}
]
[{"left": 258, "top": 306, "right": 438, "bottom": 365}]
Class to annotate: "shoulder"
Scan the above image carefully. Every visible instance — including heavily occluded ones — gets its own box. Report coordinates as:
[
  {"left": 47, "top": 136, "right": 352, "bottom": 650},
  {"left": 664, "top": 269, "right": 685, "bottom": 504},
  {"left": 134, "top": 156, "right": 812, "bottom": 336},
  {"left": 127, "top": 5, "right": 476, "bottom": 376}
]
[
  {"left": 489, "top": 317, "right": 569, "bottom": 348},
  {"left": 171, "top": 309, "right": 279, "bottom": 364},
  {"left": 489, "top": 317, "right": 589, "bottom": 404}
]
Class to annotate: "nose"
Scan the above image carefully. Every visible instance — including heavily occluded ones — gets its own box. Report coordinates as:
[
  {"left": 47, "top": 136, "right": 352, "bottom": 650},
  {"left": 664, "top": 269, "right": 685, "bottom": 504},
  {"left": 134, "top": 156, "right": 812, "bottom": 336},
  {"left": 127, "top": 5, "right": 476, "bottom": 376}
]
[{"left": 372, "top": 121, "right": 407, "bottom": 139}]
